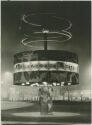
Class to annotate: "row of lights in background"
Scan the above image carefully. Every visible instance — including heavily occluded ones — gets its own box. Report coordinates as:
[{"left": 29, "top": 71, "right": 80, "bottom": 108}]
[{"left": 21, "top": 81, "right": 72, "bottom": 86}]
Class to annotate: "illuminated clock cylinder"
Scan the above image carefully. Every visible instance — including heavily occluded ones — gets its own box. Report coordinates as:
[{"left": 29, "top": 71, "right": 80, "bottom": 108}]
[{"left": 13, "top": 50, "right": 79, "bottom": 86}]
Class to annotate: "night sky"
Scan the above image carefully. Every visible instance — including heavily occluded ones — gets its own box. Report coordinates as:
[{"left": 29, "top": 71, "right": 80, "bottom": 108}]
[{"left": 1, "top": 1, "right": 91, "bottom": 90}]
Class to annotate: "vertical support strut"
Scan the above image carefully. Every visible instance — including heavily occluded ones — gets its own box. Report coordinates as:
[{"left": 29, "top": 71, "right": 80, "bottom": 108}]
[
  {"left": 44, "top": 33, "right": 47, "bottom": 50},
  {"left": 43, "top": 33, "right": 48, "bottom": 50}
]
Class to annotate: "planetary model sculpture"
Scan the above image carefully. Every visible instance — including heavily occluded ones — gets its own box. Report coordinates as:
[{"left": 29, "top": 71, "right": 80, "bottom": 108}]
[{"left": 14, "top": 13, "right": 79, "bottom": 115}]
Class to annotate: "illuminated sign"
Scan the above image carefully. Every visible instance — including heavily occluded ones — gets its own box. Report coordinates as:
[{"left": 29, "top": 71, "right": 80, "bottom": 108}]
[{"left": 14, "top": 61, "right": 79, "bottom": 73}]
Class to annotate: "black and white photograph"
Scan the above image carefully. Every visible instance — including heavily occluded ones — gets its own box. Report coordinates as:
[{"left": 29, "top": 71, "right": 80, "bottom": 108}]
[{"left": 1, "top": 1, "right": 91, "bottom": 125}]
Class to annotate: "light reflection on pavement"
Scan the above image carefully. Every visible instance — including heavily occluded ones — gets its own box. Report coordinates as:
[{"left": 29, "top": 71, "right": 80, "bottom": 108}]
[{"left": 13, "top": 112, "right": 80, "bottom": 117}]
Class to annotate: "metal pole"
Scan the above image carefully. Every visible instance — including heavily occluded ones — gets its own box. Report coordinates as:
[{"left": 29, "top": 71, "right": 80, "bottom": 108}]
[{"left": 44, "top": 33, "right": 47, "bottom": 50}]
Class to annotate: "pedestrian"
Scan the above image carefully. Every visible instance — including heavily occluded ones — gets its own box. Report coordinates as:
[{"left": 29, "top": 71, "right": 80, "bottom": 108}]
[{"left": 47, "top": 87, "right": 53, "bottom": 114}]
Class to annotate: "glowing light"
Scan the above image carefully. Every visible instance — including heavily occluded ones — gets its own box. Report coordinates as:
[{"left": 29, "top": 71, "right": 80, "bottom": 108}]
[
  {"left": 22, "top": 14, "right": 41, "bottom": 27},
  {"left": 31, "top": 83, "right": 39, "bottom": 87},
  {"left": 21, "top": 31, "right": 72, "bottom": 48},
  {"left": 43, "top": 82, "right": 47, "bottom": 86},
  {"left": 31, "top": 84, "right": 34, "bottom": 87},
  {"left": 20, "top": 13, "right": 72, "bottom": 48},
  {"left": 57, "top": 83, "right": 60, "bottom": 86},
  {"left": 35, "top": 83, "right": 39, "bottom": 86},
  {"left": 26, "top": 82, "right": 30, "bottom": 85},
  {"left": 61, "top": 82, "right": 64, "bottom": 84},
  {"left": 22, "top": 83, "right": 25, "bottom": 86},
  {"left": 14, "top": 61, "right": 78, "bottom": 73},
  {"left": 61, "top": 82, "right": 64, "bottom": 86},
  {"left": 68, "top": 83, "right": 71, "bottom": 85},
  {"left": 53, "top": 82, "right": 56, "bottom": 86},
  {"left": 42, "top": 30, "right": 49, "bottom": 34}
]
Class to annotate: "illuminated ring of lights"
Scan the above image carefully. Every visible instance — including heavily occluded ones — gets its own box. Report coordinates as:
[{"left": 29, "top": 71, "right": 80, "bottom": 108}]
[
  {"left": 20, "top": 13, "right": 72, "bottom": 47},
  {"left": 21, "top": 31, "right": 72, "bottom": 47},
  {"left": 22, "top": 13, "right": 72, "bottom": 31}
]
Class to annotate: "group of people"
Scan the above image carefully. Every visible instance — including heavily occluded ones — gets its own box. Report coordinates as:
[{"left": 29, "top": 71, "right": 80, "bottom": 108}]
[{"left": 38, "top": 86, "right": 53, "bottom": 115}]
